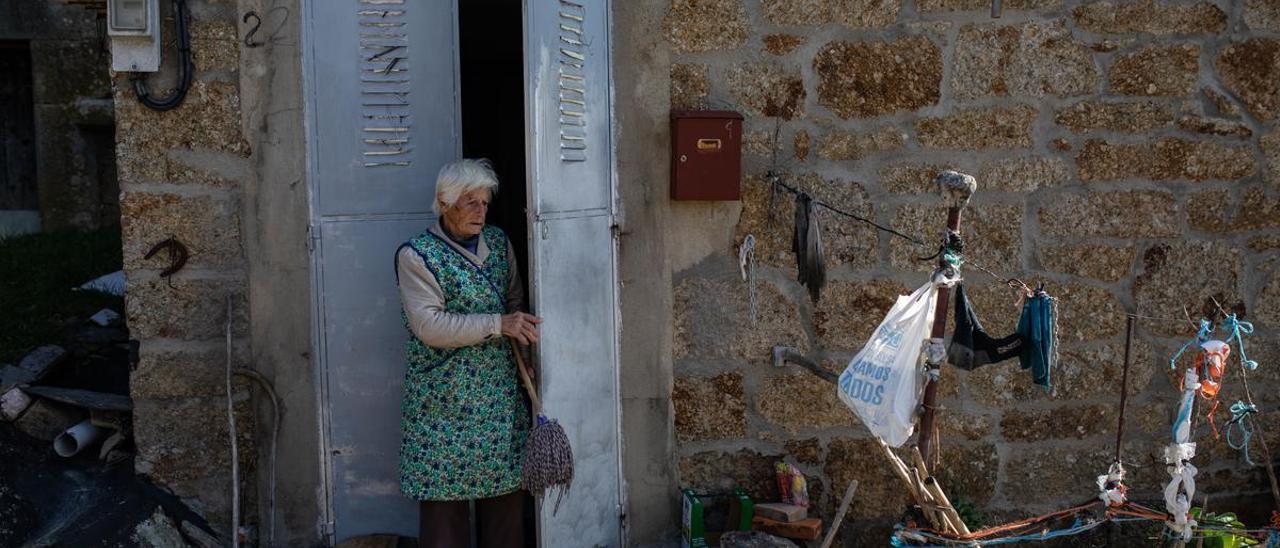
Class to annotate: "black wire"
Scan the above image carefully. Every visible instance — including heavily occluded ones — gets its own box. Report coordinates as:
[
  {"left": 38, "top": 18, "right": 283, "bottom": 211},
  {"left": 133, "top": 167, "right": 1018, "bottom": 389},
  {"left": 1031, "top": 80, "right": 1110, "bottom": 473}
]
[
  {"left": 133, "top": 0, "right": 193, "bottom": 111},
  {"left": 764, "top": 172, "right": 1039, "bottom": 289},
  {"left": 767, "top": 172, "right": 927, "bottom": 246}
]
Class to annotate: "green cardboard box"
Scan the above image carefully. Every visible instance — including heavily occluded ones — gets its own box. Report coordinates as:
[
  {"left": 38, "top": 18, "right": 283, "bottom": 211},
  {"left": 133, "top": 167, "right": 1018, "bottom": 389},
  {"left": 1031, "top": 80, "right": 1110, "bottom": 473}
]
[{"left": 681, "top": 488, "right": 754, "bottom": 548}]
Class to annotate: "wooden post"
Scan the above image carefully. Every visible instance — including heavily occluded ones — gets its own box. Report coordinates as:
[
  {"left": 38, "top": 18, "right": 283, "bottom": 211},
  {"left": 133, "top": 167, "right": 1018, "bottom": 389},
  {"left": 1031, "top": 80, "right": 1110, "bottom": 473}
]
[
  {"left": 912, "top": 447, "right": 971, "bottom": 536},
  {"left": 819, "top": 481, "right": 860, "bottom": 548},
  {"left": 918, "top": 205, "right": 963, "bottom": 466}
]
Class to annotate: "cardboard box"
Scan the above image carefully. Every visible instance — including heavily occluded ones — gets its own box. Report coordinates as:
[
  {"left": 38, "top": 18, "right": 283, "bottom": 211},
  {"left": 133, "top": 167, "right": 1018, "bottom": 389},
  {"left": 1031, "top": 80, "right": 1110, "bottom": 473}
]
[{"left": 682, "top": 488, "right": 754, "bottom": 548}]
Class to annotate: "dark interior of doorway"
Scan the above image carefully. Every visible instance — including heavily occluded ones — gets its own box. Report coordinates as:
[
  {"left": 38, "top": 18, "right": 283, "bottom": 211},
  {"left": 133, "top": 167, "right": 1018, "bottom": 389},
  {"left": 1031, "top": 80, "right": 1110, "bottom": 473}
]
[
  {"left": 0, "top": 41, "right": 37, "bottom": 211},
  {"left": 460, "top": 0, "right": 529, "bottom": 296},
  {"left": 458, "top": 2, "right": 536, "bottom": 547}
]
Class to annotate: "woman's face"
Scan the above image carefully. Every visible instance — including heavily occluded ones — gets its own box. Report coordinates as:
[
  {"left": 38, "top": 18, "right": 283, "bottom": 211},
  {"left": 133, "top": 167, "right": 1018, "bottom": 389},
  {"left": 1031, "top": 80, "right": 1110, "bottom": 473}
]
[{"left": 440, "top": 188, "right": 491, "bottom": 238}]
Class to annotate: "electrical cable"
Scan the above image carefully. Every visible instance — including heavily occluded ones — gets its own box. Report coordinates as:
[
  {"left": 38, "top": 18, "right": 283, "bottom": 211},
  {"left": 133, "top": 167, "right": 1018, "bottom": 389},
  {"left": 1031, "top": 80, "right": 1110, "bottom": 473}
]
[
  {"left": 234, "top": 367, "right": 281, "bottom": 547},
  {"left": 132, "top": 0, "right": 193, "bottom": 111},
  {"left": 225, "top": 295, "right": 240, "bottom": 548}
]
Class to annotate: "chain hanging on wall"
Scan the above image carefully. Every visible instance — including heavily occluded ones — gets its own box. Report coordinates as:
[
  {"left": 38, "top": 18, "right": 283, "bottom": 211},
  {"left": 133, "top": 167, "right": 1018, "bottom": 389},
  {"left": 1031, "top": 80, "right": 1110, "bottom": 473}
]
[{"left": 738, "top": 234, "right": 758, "bottom": 324}]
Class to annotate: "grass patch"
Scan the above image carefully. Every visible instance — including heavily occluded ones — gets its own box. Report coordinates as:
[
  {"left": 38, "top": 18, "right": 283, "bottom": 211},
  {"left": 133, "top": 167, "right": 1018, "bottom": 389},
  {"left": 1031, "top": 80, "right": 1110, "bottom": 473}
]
[{"left": 0, "top": 227, "right": 123, "bottom": 363}]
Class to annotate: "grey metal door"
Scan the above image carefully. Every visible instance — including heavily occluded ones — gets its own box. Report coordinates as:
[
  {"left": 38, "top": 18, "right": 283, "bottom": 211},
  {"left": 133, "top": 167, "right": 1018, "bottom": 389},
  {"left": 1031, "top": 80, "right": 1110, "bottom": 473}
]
[
  {"left": 523, "top": 0, "right": 623, "bottom": 545},
  {"left": 302, "top": 0, "right": 461, "bottom": 542}
]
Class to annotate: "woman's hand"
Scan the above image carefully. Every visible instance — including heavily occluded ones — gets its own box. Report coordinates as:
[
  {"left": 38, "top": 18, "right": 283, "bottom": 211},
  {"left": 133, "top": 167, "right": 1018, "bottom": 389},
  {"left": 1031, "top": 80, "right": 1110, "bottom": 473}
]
[{"left": 501, "top": 312, "right": 542, "bottom": 346}]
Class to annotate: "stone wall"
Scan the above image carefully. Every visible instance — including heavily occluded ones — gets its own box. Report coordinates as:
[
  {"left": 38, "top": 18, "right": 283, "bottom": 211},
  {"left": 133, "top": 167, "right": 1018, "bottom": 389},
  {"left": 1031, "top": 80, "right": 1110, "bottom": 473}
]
[
  {"left": 662, "top": 0, "right": 1280, "bottom": 542},
  {"left": 1, "top": 0, "right": 116, "bottom": 230},
  {"left": 114, "top": 0, "right": 260, "bottom": 539}
]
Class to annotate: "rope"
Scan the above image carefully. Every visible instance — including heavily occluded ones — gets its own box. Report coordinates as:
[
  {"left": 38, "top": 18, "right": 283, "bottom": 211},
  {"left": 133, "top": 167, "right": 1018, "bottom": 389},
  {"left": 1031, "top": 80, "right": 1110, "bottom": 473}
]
[
  {"left": 896, "top": 500, "right": 1278, "bottom": 547},
  {"left": 1227, "top": 401, "right": 1259, "bottom": 466},
  {"left": 916, "top": 231, "right": 961, "bottom": 262},
  {"left": 1222, "top": 314, "right": 1258, "bottom": 371},
  {"left": 918, "top": 501, "right": 1101, "bottom": 541},
  {"left": 1229, "top": 317, "right": 1280, "bottom": 509},
  {"left": 1170, "top": 319, "right": 1214, "bottom": 370}
]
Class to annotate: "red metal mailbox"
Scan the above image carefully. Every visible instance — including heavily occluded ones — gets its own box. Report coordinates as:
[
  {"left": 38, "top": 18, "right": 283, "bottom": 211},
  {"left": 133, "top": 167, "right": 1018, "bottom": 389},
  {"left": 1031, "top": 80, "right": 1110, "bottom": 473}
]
[{"left": 670, "top": 110, "right": 744, "bottom": 201}]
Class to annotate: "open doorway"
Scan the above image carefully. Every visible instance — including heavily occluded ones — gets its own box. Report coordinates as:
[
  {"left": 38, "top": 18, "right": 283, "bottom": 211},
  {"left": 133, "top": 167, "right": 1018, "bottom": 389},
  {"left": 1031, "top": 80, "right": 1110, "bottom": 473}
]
[
  {"left": 458, "top": 1, "right": 536, "bottom": 546},
  {"left": 459, "top": 0, "right": 528, "bottom": 291},
  {"left": 0, "top": 40, "right": 38, "bottom": 234}
]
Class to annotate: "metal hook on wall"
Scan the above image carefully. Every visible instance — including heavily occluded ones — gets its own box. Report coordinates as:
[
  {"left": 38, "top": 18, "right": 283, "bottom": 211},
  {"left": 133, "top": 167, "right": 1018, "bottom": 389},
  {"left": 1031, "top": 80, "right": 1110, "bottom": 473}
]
[{"left": 144, "top": 237, "right": 190, "bottom": 288}]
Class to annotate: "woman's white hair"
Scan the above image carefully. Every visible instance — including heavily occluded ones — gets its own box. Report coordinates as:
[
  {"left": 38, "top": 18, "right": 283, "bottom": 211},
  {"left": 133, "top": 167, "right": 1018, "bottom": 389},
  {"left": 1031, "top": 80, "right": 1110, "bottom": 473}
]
[{"left": 433, "top": 158, "right": 499, "bottom": 214}]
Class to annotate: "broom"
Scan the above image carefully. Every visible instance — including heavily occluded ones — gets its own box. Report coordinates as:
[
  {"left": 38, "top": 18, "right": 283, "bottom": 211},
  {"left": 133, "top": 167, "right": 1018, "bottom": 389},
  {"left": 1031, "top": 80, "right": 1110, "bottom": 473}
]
[{"left": 510, "top": 339, "right": 574, "bottom": 513}]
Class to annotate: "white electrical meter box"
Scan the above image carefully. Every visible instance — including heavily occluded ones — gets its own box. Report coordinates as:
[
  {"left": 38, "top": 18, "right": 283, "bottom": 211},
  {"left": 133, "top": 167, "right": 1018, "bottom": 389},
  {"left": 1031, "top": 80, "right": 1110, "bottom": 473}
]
[{"left": 107, "top": 0, "right": 161, "bottom": 72}]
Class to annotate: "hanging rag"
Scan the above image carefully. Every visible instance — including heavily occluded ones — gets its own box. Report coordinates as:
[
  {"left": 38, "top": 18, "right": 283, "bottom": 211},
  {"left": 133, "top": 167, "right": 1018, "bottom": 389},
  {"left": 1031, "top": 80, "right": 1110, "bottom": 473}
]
[
  {"left": 792, "top": 192, "right": 825, "bottom": 302},
  {"left": 1095, "top": 461, "right": 1128, "bottom": 506},
  {"left": 947, "top": 283, "right": 1023, "bottom": 370},
  {"left": 1183, "top": 339, "right": 1231, "bottom": 438},
  {"left": 1016, "top": 290, "right": 1058, "bottom": 389}
]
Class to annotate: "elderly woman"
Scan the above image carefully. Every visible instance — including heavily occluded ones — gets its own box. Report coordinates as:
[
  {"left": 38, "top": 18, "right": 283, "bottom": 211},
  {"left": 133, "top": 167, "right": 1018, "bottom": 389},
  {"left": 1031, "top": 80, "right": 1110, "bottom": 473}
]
[{"left": 395, "top": 158, "right": 541, "bottom": 547}]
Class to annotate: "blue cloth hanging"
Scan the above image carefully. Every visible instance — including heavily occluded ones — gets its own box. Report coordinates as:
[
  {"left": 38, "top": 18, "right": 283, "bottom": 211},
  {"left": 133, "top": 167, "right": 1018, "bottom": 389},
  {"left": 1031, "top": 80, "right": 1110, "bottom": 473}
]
[{"left": 1016, "top": 291, "right": 1058, "bottom": 389}]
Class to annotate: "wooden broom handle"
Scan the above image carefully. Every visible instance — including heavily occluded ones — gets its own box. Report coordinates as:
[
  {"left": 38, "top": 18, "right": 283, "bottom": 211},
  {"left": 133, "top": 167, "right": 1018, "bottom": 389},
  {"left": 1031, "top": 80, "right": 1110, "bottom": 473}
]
[{"left": 509, "top": 338, "right": 541, "bottom": 412}]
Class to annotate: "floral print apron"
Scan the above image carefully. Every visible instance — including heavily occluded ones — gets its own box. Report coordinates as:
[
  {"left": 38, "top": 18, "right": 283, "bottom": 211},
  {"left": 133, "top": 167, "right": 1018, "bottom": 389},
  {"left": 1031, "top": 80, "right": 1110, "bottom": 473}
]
[{"left": 396, "top": 226, "right": 527, "bottom": 501}]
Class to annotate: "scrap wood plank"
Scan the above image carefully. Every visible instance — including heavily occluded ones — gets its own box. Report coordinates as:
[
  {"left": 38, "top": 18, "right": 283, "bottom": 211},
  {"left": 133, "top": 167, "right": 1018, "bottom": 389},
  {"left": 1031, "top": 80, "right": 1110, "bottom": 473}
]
[
  {"left": 912, "top": 447, "right": 970, "bottom": 536},
  {"left": 819, "top": 480, "right": 859, "bottom": 548},
  {"left": 23, "top": 386, "right": 132, "bottom": 411}
]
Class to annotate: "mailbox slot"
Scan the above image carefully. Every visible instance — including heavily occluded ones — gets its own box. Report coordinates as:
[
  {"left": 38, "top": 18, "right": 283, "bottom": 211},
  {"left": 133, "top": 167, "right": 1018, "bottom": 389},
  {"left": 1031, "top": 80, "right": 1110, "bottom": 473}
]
[{"left": 671, "top": 110, "right": 743, "bottom": 201}]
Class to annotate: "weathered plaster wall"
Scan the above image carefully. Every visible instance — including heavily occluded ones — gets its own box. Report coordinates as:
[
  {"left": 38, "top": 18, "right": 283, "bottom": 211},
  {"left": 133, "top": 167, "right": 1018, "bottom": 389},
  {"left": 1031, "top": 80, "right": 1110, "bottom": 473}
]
[
  {"left": 236, "top": 0, "right": 318, "bottom": 544},
  {"left": 614, "top": 1, "right": 682, "bottom": 545},
  {"left": 116, "top": 0, "right": 315, "bottom": 543},
  {"left": 656, "top": 0, "right": 1280, "bottom": 544},
  {"left": 1, "top": 1, "right": 116, "bottom": 230}
]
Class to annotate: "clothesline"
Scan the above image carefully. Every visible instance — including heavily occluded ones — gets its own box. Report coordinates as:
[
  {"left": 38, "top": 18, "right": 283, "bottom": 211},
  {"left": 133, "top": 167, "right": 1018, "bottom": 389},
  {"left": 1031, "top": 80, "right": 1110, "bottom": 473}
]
[
  {"left": 762, "top": 173, "right": 1268, "bottom": 327},
  {"left": 764, "top": 171, "right": 1028, "bottom": 291},
  {"left": 767, "top": 172, "right": 926, "bottom": 245}
]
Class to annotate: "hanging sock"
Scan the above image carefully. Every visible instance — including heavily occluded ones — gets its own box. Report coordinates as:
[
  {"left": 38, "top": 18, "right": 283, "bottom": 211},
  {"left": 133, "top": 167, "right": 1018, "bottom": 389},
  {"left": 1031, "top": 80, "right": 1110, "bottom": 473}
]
[
  {"left": 1016, "top": 289, "right": 1058, "bottom": 389},
  {"left": 947, "top": 283, "right": 1023, "bottom": 370},
  {"left": 792, "top": 192, "right": 825, "bottom": 302}
]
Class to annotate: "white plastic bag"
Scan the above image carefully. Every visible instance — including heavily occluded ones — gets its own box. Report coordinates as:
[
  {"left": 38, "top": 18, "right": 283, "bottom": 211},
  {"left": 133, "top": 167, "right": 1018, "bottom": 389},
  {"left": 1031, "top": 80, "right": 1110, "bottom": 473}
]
[{"left": 836, "top": 280, "right": 938, "bottom": 447}]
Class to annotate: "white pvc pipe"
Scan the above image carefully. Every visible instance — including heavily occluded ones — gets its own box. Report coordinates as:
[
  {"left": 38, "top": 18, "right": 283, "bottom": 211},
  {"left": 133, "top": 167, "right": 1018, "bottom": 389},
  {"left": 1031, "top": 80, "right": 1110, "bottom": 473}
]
[{"left": 54, "top": 419, "right": 108, "bottom": 457}]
